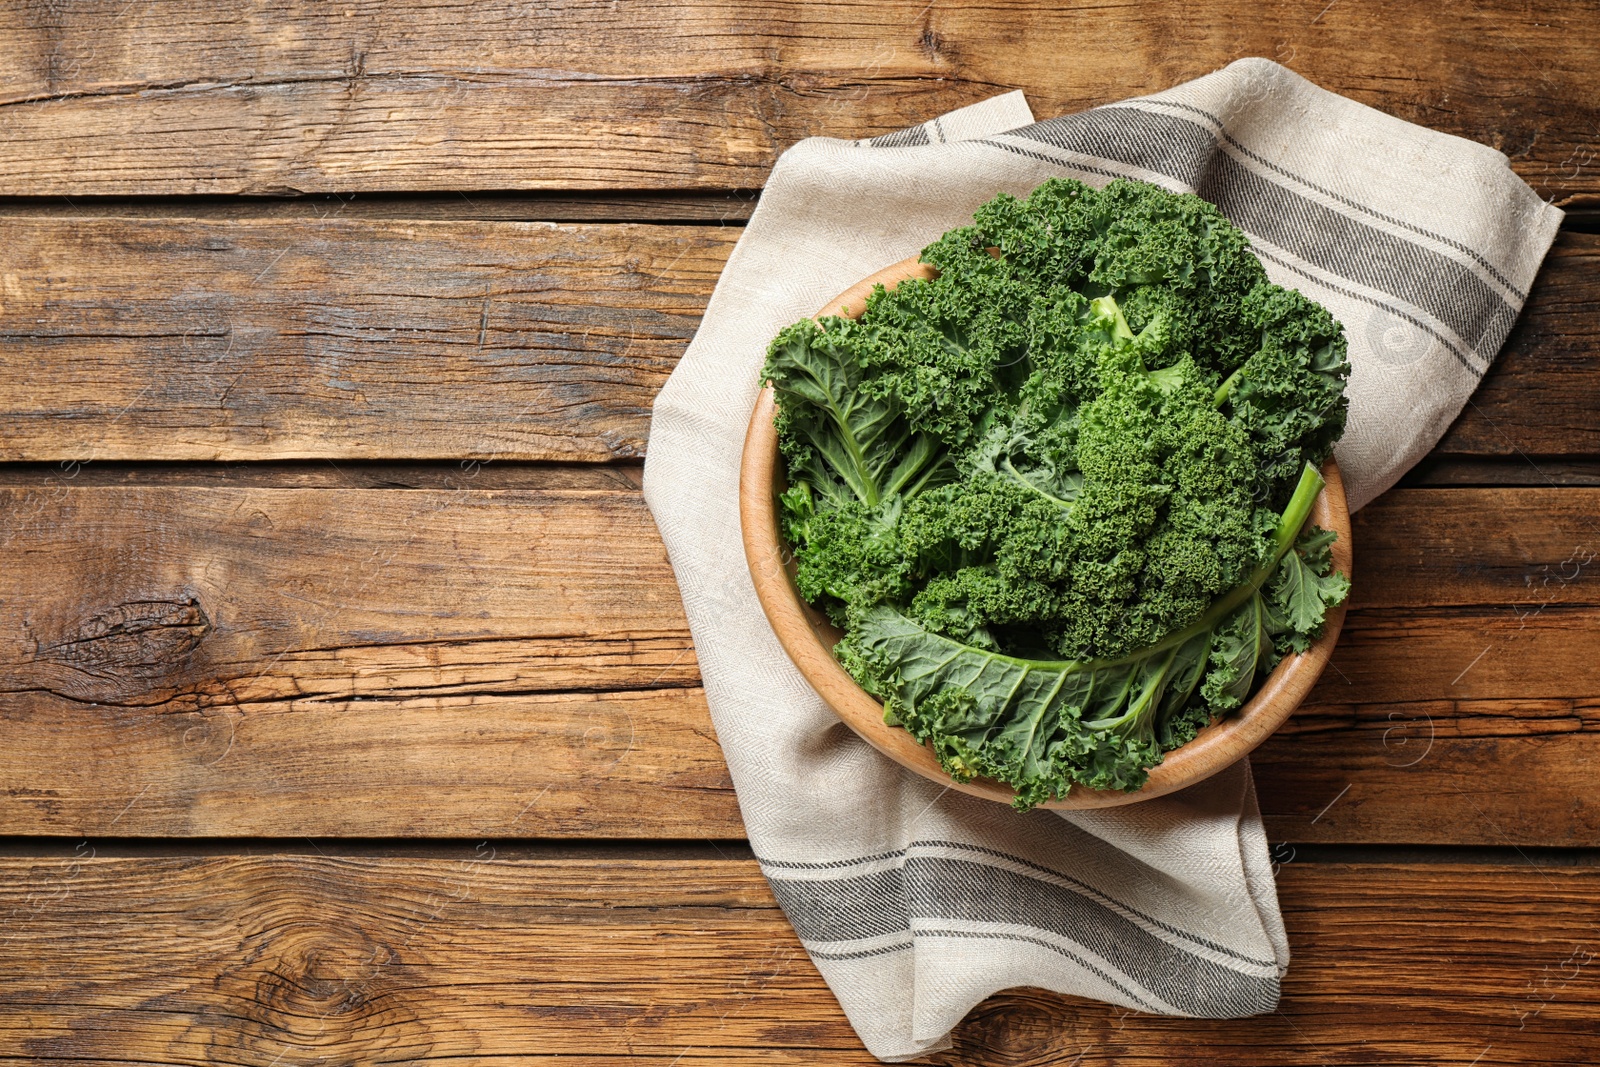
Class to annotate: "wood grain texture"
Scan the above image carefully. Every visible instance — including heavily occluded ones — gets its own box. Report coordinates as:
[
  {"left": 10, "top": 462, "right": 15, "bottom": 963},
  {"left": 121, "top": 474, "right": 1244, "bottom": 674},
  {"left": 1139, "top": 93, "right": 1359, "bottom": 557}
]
[
  {"left": 1437, "top": 230, "right": 1600, "bottom": 458},
  {"left": 0, "top": 219, "right": 1592, "bottom": 462},
  {"left": 1, "top": 1, "right": 1597, "bottom": 200},
  {"left": 1256, "top": 699, "right": 1600, "bottom": 847},
  {"left": 3, "top": 484, "right": 1600, "bottom": 844},
  {"left": 0, "top": 485, "right": 725, "bottom": 838},
  {"left": 0, "top": 218, "right": 733, "bottom": 462},
  {"left": 0, "top": 191, "right": 762, "bottom": 222},
  {"left": 0, "top": 850, "right": 1595, "bottom": 1065}
]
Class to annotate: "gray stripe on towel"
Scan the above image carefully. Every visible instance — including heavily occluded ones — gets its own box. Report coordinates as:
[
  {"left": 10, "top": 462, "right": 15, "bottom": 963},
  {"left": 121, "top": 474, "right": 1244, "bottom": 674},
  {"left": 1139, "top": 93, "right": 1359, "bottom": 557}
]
[
  {"left": 767, "top": 854, "right": 1279, "bottom": 1017},
  {"left": 980, "top": 105, "right": 1517, "bottom": 368}
]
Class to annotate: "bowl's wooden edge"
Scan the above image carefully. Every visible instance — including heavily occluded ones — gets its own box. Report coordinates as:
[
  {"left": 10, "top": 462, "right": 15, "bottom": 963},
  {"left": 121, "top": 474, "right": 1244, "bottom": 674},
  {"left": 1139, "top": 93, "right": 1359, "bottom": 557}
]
[
  {"left": 738, "top": 253, "right": 1354, "bottom": 810},
  {"left": 741, "top": 388, "right": 966, "bottom": 782},
  {"left": 814, "top": 256, "right": 937, "bottom": 320}
]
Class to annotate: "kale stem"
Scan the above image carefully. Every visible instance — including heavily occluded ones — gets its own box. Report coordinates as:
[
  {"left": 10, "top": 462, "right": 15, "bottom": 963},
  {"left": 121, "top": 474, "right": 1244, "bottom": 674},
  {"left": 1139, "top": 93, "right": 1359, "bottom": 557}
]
[
  {"left": 1213, "top": 366, "right": 1245, "bottom": 407},
  {"left": 1000, "top": 456, "right": 1076, "bottom": 509},
  {"left": 1129, "top": 462, "right": 1322, "bottom": 646},
  {"left": 1266, "top": 462, "right": 1326, "bottom": 562},
  {"left": 958, "top": 463, "right": 1327, "bottom": 676},
  {"left": 1089, "top": 462, "right": 1324, "bottom": 663}
]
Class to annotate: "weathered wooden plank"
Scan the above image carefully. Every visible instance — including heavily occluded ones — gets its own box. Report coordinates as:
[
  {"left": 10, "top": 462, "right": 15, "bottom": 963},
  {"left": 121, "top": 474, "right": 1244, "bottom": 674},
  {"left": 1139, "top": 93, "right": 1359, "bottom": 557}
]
[
  {"left": 1, "top": 1, "right": 1596, "bottom": 200},
  {"left": 1, "top": 687, "right": 732, "bottom": 839},
  {"left": 1350, "top": 487, "right": 1600, "bottom": 612},
  {"left": 8, "top": 681, "right": 1598, "bottom": 846},
  {"left": 0, "top": 849, "right": 1594, "bottom": 1064},
  {"left": 0, "top": 191, "right": 761, "bottom": 223},
  {"left": 0, "top": 219, "right": 1592, "bottom": 463},
  {"left": 0, "top": 485, "right": 721, "bottom": 838},
  {"left": 1256, "top": 698, "right": 1598, "bottom": 847},
  {"left": 1437, "top": 230, "right": 1600, "bottom": 458},
  {"left": 0, "top": 218, "right": 733, "bottom": 463},
  {"left": 0, "top": 459, "right": 647, "bottom": 490},
  {"left": 0, "top": 487, "right": 695, "bottom": 699},
  {"left": 2, "top": 484, "right": 1599, "bottom": 844}
]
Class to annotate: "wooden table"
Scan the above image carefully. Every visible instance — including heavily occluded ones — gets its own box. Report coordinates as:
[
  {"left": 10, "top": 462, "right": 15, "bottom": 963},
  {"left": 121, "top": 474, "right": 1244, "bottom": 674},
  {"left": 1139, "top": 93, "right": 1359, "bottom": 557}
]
[{"left": 1, "top": 3, "right": 1597, "bottom": 1062}]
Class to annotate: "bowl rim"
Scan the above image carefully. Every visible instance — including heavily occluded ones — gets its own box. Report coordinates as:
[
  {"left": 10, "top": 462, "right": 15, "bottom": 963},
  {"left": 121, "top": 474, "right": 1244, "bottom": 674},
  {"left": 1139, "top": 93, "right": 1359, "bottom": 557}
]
[{"left": 739, "top": 253, "right": 1353, "bottom": 809}]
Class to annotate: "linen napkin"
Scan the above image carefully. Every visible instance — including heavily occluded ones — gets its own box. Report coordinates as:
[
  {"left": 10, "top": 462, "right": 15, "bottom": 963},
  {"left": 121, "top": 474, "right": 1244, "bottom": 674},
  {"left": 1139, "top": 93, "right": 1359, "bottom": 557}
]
[{"left": 643, "top": 57, "right": 1562, "bottom": 1061}]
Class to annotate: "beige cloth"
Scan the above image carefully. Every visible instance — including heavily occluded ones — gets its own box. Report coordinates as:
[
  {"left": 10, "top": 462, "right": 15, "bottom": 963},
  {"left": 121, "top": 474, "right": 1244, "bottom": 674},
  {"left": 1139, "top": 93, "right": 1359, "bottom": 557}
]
[{"left": 644, "top": 58, "right": 1562, "bottom": 1061}]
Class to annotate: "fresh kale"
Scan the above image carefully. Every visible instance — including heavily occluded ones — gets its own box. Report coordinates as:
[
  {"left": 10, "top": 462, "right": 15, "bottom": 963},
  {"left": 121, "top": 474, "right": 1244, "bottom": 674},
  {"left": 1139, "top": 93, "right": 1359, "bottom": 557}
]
[{"left": 764, "top": 177, "right": 1351, "bottom": 809}]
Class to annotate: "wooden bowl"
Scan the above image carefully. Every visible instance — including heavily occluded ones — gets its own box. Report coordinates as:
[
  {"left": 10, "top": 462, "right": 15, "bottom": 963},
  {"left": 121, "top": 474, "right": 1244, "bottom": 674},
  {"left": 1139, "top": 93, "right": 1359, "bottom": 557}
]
[{"left": 739, "top": 255, "right": 1352, "bottom": 809}]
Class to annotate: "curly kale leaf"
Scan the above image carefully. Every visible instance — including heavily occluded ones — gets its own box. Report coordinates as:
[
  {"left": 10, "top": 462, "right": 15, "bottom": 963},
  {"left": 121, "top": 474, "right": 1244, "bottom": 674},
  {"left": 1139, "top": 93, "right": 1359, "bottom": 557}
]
[
  {"left": 840, "top": 466, "right": 1347, "bottom": 809},
  {"left": 762, "top": 176, "right": 1353, "bottom": 807},
  {"left": 1268, "top": 525, "right": 1351, "bottom": 654},
  {"left": 766, "top": 317, "right": 952, "bottom": 509},
  {"left": 839, "top": 606, "right": 1214, "bottom": 806},
  {"left": 937, "top": 177, "right": 1271, "bottom": 380},
  {"left": 1222, "top": 286, "right": 1351, "bottom": 493}
]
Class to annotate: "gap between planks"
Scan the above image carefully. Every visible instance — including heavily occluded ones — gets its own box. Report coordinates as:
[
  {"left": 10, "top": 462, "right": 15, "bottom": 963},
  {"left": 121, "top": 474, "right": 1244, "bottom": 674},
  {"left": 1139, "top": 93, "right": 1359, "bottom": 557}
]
[
  {"left": 2, "top": 836, "right": 1600, "bottom": 868},
  {"left": 0, "top": 194, "right": 1593, "bottom": 230}
]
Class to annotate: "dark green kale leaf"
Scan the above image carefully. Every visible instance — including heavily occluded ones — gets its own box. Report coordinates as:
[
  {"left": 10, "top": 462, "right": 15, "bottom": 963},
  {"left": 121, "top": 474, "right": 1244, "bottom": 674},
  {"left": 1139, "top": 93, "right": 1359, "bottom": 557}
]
[
  {"left": 837, "top": 464, "right": 1338, "bottom": 808},
  {"left": 1222, "top": 286, "right": 1351, "bottom": 494},
  {"left": 1268, "top": 525, "right": 1352, "bottom": 654},
  {"left": 766, "top": 316, "right": 952, "bottom": 511},
  {"left": 761, "top": 176, "right": 1354, "bottom": 810}
]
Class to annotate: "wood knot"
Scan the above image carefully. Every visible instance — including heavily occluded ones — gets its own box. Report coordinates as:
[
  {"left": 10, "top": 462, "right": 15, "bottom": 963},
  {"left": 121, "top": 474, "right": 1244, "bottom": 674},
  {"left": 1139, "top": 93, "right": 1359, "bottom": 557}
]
[
  {"left": 23, "top": 909, "right": 437, "bottom": 1059},
  {"left": 193, "top": 915, "right": 435, "bottom": 1056},
  {"left": 43, "top": 597, "right": 210, "bottom": 676},
  {"left": 950, "top": 991, "right": 1084, "bottom": 1059},
  {"left": 250, "top": 922, "right": 398, "bottom": 1021},
  {"left": 34, "top": 596, "right": 211, "bottom": 702}
]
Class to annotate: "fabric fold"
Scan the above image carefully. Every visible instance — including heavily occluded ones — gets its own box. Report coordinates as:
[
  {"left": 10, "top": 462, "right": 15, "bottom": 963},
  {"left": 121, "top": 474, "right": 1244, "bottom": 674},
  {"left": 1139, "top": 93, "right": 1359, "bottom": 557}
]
[{"left": 643, "top": 58, "right": 1560, "bottom": 1060}]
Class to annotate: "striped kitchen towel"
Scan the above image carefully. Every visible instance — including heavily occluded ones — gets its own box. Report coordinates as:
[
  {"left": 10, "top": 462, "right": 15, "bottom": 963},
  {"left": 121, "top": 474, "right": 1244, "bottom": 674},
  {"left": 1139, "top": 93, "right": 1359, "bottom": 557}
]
[{"left": 643, "top": 58, "right": 1561, "bottom": 1061}]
